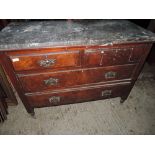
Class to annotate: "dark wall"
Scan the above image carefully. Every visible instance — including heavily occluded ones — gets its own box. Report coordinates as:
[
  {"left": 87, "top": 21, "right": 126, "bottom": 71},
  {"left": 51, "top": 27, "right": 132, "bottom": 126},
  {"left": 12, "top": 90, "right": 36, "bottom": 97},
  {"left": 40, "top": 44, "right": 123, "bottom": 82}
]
[{"left": 129, "top": 19, "right": 151, "bottom": 28}]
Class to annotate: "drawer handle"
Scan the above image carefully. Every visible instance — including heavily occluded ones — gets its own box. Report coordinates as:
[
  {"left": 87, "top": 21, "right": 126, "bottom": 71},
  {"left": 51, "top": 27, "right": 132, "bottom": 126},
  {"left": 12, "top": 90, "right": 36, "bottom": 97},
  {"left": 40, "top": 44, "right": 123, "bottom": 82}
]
[
  {"left": 38, "top": 59, "right": 56, "bottom": 67},
  {"left": 49, "top": 96, "right": 60, "bottom": 105},
  {"left": 105, "top": 71, "right": 117, "bottom": 79},
  {"left": 101, "top": 90, "right": 112, "bottom": 97},
  {"left": 44, "top": 77, "right": 59, "bottom": 86}
]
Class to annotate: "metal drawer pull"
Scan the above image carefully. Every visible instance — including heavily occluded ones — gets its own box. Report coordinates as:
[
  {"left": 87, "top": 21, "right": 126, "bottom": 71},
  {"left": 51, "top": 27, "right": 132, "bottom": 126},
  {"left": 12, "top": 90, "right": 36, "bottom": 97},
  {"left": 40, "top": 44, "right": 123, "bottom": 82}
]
[
  {"left": 105, "top": 71, "right": 117, "bottom": 79},
  {"left": 49, "top": 96, "right": 60, "bottom": 104},
  {"left": 38, "top": 59, "right": 56, "bottom": 67},
  {"left": 101, "top": 90, "right": 112, "bottom": 97},
  {"left": 44, "top": 77, "right": 59, "bottom": 86}
]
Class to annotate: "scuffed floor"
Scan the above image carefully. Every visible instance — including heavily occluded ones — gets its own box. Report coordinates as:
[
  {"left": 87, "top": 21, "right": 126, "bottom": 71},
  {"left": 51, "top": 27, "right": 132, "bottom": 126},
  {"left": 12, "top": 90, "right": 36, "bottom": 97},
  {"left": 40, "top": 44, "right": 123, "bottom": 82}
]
[{"left": 0, "top": 63, "right": 155, "bottom": 135}]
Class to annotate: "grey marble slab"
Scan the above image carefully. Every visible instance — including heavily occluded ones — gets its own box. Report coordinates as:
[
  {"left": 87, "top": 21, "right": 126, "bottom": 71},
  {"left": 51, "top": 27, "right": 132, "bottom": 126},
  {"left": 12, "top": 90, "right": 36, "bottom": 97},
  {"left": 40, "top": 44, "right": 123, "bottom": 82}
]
[{"left": 0, "top": 20, "right": 155, "bottom": 51}]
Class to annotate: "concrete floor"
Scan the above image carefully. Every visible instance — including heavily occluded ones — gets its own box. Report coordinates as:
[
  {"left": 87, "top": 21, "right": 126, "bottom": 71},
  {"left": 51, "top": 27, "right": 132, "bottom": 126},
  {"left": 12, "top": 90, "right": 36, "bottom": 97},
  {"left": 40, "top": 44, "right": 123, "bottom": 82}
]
[{"left": 0, "top": 63, "right": 155, "bottom": 134}]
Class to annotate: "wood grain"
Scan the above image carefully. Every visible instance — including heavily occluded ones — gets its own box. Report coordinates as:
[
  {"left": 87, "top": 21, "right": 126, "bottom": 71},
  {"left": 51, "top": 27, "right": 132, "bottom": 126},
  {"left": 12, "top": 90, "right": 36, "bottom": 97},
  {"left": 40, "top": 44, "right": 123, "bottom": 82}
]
[
  {"left": 26, "top": 82, "right": 131, "bottom": 108},
  {"left": 18, "top": 64, "right": 136, "bottom": 93},
  {"left": 8, "top": 50, "right": 80, "bottom": 71},
  {"left": 0, "top": 42, "right": 152, "bottom": 114}
]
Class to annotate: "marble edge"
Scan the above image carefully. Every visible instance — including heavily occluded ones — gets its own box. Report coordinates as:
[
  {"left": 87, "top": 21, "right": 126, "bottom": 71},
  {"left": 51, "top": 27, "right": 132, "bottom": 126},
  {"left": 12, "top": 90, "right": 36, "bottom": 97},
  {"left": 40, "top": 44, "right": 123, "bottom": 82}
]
[{"left": 0, "top": 39, "right": 155, "bottom": 51}]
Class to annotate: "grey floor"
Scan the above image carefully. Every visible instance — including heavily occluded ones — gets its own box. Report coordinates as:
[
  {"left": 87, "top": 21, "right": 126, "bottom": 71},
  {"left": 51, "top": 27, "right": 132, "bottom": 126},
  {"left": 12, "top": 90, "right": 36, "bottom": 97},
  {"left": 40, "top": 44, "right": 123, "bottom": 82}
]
[{"left": 0, "top": 63, "right": 155, "bottom": 135}]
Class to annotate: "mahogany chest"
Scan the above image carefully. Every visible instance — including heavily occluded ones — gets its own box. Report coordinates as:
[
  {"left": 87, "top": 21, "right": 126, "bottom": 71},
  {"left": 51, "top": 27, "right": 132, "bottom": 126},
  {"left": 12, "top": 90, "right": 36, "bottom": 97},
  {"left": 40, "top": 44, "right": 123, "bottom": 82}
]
[{"left": 0, "top": 20, "right": 155, "bottom": 116}]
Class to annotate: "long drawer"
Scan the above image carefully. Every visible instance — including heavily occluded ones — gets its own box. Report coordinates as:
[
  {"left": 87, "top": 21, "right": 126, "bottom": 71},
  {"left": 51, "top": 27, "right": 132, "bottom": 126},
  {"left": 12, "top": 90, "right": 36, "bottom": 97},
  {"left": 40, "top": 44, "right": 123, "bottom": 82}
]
[
  {"left": 26, "top": 82, "right": 131, "bottom": 108},
  {"left": 18, "top": 64, "right": 136, "bottom": 93},
  {"left": 84, "top": 45, "right": 145, "bottom": 67},
  {"left": 8, "top": 50, "right": 80, "bottom": 71}
]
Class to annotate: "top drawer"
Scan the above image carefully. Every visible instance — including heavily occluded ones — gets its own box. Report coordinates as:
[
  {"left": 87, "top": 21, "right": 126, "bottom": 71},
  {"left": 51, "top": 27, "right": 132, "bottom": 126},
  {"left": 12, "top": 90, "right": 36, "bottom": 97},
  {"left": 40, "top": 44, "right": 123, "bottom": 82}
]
[
  {"left": 8, "top": 50, "right": 80, "bottom": 71},
  {"left": 84, "top": 45, "right": 145, "bottom": 67}
]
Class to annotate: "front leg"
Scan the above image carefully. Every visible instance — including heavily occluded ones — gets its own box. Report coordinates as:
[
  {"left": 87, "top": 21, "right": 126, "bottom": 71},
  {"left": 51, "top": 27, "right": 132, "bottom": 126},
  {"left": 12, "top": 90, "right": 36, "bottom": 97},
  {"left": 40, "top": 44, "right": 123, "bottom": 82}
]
[
  {"left": 120, "top": 94, "right": 129, "bottom": 104},
  {"left": 28, "top": 108, "right": 36, "bottom": 118}
]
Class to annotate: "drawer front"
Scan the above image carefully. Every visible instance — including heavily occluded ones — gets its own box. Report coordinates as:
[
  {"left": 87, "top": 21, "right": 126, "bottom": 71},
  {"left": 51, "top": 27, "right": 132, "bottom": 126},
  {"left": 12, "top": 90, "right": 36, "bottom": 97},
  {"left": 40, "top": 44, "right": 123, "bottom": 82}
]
[
  {"left": 9, "top": 51, "right": 80, "bottom": 71},
  {"left": 19, "top": 64, "right": 136, "bottom": 93},
  {"left": 84, "top": 46, "right": 144, "bottom": 67},
  {"left": 26, "top": 82, "right": 131, "bottom": 107}
]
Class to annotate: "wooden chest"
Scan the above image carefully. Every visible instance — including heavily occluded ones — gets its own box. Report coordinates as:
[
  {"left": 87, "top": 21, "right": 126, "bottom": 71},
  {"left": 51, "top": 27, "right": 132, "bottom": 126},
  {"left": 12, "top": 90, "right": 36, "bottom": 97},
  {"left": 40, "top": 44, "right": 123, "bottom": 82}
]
[{"left": 0, "top": 20, "right": 155, "bottom": 116}]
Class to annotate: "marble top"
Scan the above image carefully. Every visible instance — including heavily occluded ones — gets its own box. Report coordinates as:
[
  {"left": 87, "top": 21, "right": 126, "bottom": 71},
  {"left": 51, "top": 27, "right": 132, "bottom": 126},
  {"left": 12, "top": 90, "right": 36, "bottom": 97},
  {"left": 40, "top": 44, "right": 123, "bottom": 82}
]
[{"left": 0, "top": 20, "right": 155, "bottom": 51}]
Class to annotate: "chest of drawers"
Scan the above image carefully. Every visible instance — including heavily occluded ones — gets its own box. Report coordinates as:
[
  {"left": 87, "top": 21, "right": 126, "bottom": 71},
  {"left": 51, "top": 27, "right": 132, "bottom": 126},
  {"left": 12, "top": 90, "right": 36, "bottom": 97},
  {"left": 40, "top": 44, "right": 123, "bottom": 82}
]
[{"left": 0, "top": 20, "right": 155, "bottom": 116}]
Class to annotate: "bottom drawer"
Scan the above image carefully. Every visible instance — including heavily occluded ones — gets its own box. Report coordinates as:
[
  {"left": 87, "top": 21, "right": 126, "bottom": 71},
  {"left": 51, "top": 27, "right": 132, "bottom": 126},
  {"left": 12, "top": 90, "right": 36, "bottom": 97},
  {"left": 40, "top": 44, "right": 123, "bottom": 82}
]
[{"left": 26, "top": 82, "right": 131, "bottom": 108}]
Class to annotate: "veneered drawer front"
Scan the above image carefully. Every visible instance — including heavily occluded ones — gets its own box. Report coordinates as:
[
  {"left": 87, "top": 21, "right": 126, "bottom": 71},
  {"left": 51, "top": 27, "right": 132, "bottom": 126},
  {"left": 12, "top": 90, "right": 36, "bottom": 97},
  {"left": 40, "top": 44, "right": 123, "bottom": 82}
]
[
  {"left": 84, "top": 46, "right": 145, "bottom": 67},
  {"left": 19, "top": 64, "right": 136, "bottom": 93},
  {"left": 9, "top": 50, "right": 80, "bottom": 71},
  {"left": 26, "top": 82, "right": 131, "bottom": 108}
]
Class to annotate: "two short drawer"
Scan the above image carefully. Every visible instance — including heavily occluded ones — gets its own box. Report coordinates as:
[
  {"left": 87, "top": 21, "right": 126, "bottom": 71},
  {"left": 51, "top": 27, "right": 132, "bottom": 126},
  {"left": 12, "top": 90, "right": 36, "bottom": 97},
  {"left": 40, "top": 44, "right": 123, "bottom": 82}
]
[
  {"left": 18, "top": 64, "right": 136, "bottom": 93},
  {"left": 8, "top": 45, "right": 145, "bottom": 72},
  {"left": 26, "top": 82, "right": 131, "bottom": 108}
]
